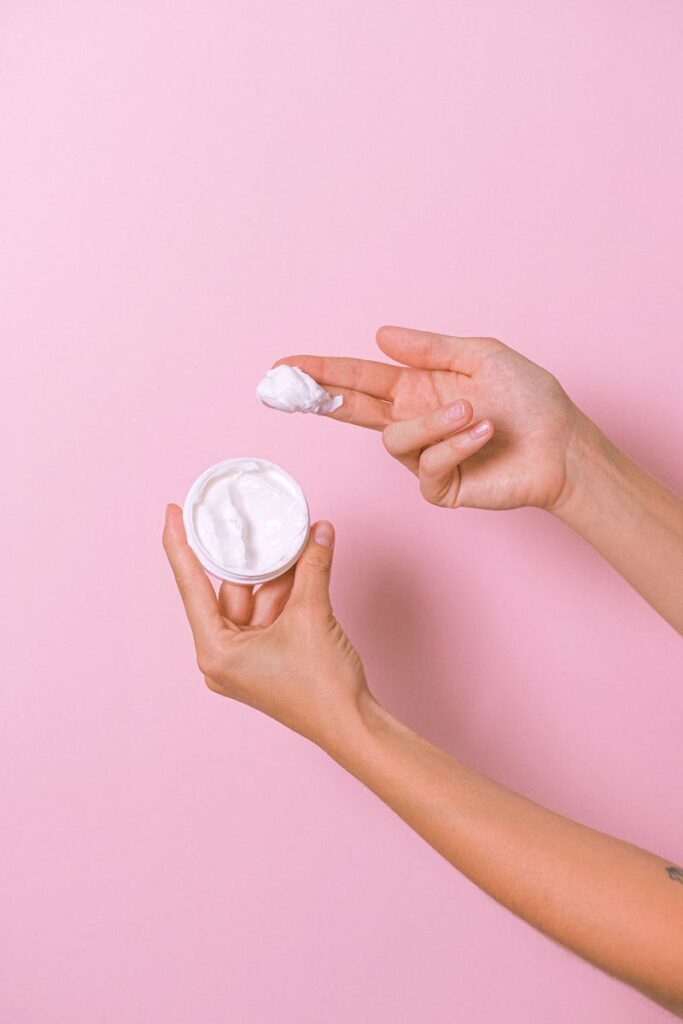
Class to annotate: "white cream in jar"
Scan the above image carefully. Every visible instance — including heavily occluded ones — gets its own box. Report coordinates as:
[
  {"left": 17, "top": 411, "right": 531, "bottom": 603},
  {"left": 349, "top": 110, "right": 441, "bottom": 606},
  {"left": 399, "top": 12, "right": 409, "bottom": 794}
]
[{"left": 183, "top": 458, "right": 310, "bottom": 583}]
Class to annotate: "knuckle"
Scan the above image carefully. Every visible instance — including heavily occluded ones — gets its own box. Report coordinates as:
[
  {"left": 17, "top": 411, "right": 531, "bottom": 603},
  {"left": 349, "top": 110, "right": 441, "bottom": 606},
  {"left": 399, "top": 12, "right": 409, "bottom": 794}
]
[
  {"left": 547, "top": 372, "right": 565, "bottom": 396},
  {"left": 381, "top": 425, "right": 397, "bottom": 454},
  {"left": 481, "top": 336, "right": 505, "bottom": 355},
  {"left": 282, "top": 599, "right": 308, "bottom": 624},
  {"left": 419, "top": 447, "right": 439, "bottom": 477},
  {"left": 196, "top": 649, "right": 220, "bottom": 678},
  {"left": 290, "top": 593, "right": 327, "bottom": 624},
  {"left": 305, "top": 551, "right": 330, "bottom": 574},
  {"left": 418, "top": 474, "right": 439, "bottom": 506},
  {"left": 350, "top": 362, "right": 364, "bottom": 390}
]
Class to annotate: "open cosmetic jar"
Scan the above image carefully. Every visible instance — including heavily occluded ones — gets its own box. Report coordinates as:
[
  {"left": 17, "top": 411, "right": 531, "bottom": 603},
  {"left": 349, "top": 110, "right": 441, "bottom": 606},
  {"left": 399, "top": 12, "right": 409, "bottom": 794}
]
[{"left": 183, "top": 458, "right": 310, "bottom": 584}]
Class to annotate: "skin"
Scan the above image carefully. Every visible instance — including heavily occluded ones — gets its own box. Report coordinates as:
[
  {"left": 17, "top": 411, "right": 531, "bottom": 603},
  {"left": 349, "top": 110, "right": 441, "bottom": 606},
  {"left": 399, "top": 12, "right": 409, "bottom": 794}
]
[
  {"left": 164, "top": 326, "right": 683, "bottom": 1014},
  {"left": 276, "top": 325, "right": 683, "bottom": 632},
  {"left": 163, "top": 515, "right": 367, "bottom": 747}
]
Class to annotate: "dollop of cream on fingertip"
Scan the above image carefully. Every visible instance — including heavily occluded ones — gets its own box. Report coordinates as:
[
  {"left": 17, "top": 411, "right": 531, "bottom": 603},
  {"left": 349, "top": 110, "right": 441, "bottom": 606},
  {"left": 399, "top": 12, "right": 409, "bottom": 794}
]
[{"left": 256, "top": 365, "right": 343, "bottom": 415}]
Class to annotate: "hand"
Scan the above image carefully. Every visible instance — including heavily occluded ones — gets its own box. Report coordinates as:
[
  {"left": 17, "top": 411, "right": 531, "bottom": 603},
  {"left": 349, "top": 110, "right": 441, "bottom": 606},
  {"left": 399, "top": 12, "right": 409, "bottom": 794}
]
[
  {"left": 277, "top": 326, "right": 583, "bottom": 511},
  {"left": 162, "top": 506, "right": 371, "bottom": 750}
]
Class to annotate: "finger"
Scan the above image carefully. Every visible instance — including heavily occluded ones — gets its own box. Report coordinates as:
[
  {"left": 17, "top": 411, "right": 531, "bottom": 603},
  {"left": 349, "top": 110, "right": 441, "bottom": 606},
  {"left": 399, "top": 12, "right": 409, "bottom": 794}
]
[
  {"left": 251, "top": 567, "right": 296, "bottom": 627},
  {"left": 290, "top": 521, "right": 335, "bottom": 608},
  {"left": 376, "top": 325, "right": 499, "bottom": 376},
  {"left": 382, "top": 399, "right": 474, "bottom": 469},
  {"left": 162, "top": 504, "right": 224, "bottom": 644},
  {"left": 322, "top": 386, "right": 392, "bottom": 431},
  {"left": 418, "top": 420, "right": 495, "bottom": 507},
  {"left": 218, "top": 580, "right": 254, "bottom": 625},
  {"left": 274, "top": 355, "right": 401, "bottom": 401}
]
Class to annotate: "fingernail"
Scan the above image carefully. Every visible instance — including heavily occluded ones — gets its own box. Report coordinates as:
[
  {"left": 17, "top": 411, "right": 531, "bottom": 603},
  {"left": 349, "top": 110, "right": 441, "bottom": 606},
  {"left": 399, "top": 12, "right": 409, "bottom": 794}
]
[
  {"left": 313, "top": 521, "right": 335, "bottom": 548},
  {"left": 443, "top": 400, "right": 466, "bottom": 422},
  {"left": 469, "top": 420, "right": 492, "bottom": 440}
]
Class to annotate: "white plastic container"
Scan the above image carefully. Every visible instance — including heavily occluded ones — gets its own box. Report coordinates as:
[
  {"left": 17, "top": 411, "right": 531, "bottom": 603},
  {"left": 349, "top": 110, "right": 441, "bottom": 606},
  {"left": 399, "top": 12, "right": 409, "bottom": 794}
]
[{"left": 183, "top": 457, "right": 310, "bottom": 585}]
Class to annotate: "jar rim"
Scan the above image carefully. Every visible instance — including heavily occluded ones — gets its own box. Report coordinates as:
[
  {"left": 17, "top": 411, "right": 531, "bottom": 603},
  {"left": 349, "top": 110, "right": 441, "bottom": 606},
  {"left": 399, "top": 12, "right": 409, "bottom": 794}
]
[{"left": 182, "top": 457, "right": 310, "bottom": 584}]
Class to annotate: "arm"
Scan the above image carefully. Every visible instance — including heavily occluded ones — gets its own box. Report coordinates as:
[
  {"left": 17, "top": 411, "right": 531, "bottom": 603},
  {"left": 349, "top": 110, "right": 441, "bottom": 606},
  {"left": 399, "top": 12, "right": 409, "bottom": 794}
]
[
  {"left": 331, "top": 696, "right": 683, "bottom": 1017},
  {"left": 163, "top": 508, "right": 683, "bottom": 1015},
  {"left": 553, "top": 410, "right": 683, "bottom": 632},
  {"left": 275, "top": 325, "right": 683, "bottom": 632}
]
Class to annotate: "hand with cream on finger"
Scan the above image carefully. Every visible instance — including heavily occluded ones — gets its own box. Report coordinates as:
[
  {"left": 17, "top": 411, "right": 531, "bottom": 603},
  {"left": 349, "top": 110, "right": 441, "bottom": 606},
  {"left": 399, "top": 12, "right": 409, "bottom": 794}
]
[
  {"left": 273, "top": 325, "right": 683, "bottom": 631},
  {"left": 275, "top": 326, "right": 579, "bottom": 512}
]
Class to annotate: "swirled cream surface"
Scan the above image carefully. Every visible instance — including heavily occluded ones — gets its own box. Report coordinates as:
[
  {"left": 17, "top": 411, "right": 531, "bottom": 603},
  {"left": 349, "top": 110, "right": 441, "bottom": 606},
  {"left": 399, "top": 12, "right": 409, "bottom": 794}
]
[
  {"left": 256, "top": 365, "right": 343, "bottom": 414},
  {"left": 190, "top": 459, "right": 308, "bottom": 576}
]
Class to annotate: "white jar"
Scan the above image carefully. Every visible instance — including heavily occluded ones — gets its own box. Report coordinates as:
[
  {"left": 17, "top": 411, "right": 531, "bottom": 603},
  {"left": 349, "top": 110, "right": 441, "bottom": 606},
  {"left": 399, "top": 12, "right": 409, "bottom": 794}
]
[{"left": 183, "top": 458, "right": 310, "bottom": 584}]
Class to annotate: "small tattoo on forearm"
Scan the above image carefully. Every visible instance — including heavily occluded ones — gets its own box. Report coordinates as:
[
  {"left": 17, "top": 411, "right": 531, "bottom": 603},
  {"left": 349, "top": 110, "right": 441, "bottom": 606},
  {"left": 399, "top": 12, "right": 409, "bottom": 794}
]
[{"left": 666, "top": 866, "right": 683, "bottom": 884}]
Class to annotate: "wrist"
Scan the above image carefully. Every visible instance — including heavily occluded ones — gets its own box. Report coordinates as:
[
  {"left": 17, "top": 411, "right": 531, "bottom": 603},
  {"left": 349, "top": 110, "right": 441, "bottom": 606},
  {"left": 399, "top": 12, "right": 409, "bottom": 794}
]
[
  {"left": 317, "top": 688, "right": 396, "bottom": 767},
  {"left": 549, "top": 409, "right": 618, "bottom": 527},
  {"left": 319, "top": 687, "right": 441, "bottom": 794}
]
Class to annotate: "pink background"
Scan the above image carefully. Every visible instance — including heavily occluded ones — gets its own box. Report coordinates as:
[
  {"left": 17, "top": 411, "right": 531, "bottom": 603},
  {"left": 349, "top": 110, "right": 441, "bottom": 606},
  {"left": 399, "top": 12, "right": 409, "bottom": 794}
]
[{"left": 2, "top": 2, "right": 682, "bottom": 1021}]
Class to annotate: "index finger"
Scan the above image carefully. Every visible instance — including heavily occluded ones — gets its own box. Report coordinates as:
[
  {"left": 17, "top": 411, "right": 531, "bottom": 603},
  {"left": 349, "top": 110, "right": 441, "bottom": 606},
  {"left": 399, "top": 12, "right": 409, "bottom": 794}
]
[
  {"left": 274, "top": 354, "right": 401, "bottom": 401},
  {"left": 162, "top": 504, "right": 224, "bottom": 646},
  {"left": 318, "top": 385, "right": 392, "bottom": 430}
]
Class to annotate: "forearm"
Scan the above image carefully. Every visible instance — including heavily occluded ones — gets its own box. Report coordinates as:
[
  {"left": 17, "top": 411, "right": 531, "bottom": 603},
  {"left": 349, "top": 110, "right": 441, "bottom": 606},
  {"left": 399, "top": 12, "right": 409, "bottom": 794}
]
[
  {"left": 553, "top": 411, "right": 683, "bottom": 632},
  {"left": 325, "top": 696, "right": 683, "bottom": 1014}
]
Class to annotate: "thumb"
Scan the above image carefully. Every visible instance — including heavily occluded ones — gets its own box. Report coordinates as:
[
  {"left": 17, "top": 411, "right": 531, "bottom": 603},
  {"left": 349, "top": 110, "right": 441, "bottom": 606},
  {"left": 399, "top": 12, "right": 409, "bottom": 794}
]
[{"left": 291, "top": 521, "right": 335, "bottom": 606}]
